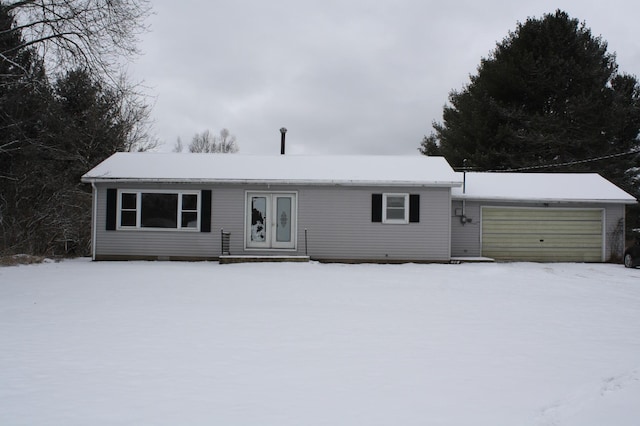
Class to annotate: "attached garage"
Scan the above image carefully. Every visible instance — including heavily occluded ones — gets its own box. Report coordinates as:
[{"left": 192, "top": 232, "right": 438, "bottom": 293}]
[
  {"left": 451, "top": 172, "right": 636, "bottom": 262},
  {"left": 481, "top": 207, "right": 603, "bottom": 262}
]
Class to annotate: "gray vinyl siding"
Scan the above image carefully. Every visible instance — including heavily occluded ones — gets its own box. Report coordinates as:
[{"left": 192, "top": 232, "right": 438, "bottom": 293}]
[
  {"left": 298, "top": 186, "right": 451, "bottom": 261},
  {"left": 93, "top": 183, "right": 217, "bottom": 259},
  {"left": 450, "top": 200, "right": 482, "bottom": 257},
  {"left": 93, "top": 183, "right": 452, "bottom": 261},
  {"left": 450, "top": 199, "right": 626, "bottom": 261}
]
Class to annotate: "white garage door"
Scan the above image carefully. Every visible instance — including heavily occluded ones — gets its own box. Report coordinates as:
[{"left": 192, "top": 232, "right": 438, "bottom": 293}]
[{"left": 481, "top": 207, "right": 603, "bottom": 262}]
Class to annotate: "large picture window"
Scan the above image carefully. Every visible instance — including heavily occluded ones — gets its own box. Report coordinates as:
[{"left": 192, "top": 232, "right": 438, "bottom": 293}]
[{"left": 117, "top": 190, "right": 200, "bottom": 230}]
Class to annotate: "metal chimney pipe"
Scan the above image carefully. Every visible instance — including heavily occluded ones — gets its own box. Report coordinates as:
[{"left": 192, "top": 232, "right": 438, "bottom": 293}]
[{"left": 280, "top": 127, "right": 287, "bottom": 155}]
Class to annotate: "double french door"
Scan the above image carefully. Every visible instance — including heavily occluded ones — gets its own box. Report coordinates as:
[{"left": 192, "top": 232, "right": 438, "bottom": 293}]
[{"left": 246, "top": 192, "right": 297, "bottom": 249}]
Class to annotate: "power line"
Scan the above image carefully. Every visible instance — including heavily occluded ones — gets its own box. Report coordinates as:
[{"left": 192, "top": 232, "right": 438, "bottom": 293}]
[{"left": 484, "top": 148, "right": 640, "bottom": 172}]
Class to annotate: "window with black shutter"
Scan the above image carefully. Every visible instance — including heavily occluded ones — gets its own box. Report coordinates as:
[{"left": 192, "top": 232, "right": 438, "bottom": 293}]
[{"left": 372, "top": 193, "right": 419, "bottom": 224}]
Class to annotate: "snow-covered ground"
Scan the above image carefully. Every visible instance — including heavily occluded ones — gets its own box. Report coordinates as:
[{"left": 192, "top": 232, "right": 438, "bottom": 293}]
[{"left": 1, "top": 259, "right": 639, "bottom": 426}]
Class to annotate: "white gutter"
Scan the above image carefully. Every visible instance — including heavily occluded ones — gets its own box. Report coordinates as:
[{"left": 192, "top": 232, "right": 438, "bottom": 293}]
[
  {"left": 452, "top": 195, "right": 637, "bottom": 204},
  {"left": 81, "top": 177, "right": 463, "bottom": 188}
]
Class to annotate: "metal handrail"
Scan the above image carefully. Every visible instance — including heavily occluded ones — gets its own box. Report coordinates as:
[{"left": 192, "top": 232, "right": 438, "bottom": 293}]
[{"left": 221, "top": 229, "right": 231, "bottom": 255}]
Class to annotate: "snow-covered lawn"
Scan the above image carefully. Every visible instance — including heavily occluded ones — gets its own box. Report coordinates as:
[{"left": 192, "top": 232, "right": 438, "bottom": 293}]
[{"left": 1, "top": 259, "right": 639, "bottom": 426}]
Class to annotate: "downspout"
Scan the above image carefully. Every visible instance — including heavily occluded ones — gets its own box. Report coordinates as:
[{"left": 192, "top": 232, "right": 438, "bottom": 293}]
[
  {"left": 462, "top": 170, "right": 466, "bottom": 217},
  {"left": 91, "top": 182, "right": 98, "bottom": 261},
  {"left": 463, "top": 170, "right": 466, "bottom": 194}
]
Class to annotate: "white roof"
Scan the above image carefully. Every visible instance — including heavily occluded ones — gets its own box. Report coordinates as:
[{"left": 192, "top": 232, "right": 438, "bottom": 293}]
[
  {"left": 81, "top": 153, "right": 461, "bottom": 187},
  {"left": 452, "top": 172, "right": 636, "bottom": 204}
]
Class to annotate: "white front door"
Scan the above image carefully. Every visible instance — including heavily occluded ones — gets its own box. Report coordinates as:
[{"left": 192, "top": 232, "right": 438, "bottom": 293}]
[{"left": 246, "top": 193, "right": 296, "bottom": 249}]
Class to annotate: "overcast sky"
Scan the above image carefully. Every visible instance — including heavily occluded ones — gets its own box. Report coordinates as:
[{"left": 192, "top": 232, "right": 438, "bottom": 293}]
[{"left": 129, "top": 0, "right": 640, "bottom": 155}]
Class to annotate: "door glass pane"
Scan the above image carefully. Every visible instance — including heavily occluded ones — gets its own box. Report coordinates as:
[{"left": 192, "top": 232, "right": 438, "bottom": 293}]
[
  {"left": 276, "top": 197, "right": 291, "bottom": 242},
  {"left": 251, "top": 197, "right": 267, "bottom": 242}
]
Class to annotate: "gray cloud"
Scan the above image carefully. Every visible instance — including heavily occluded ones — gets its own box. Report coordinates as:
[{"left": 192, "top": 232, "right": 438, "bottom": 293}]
[{"left": 131, "top": 0, "right": 640, "bottom": 155}]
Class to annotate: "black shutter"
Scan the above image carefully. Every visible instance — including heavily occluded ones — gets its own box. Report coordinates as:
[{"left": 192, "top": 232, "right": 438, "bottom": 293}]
[
  {"left": 371, "top": 193, "right": 382, "bottom": 222},
  {"left": 409, "top": 194, "right": 420, "bottom": 223},
  {"left": 106, "top": 188, "right": 117, "bottom": 230},
  {"left": 200, "top": 190, "right": 212, "bottom": 232}
]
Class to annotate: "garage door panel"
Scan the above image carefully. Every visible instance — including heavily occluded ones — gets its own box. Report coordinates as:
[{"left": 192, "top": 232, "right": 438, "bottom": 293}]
[
  {"left": 482, "top": 221, "right": 602, "bottom": 234},
  {"left": 483, "top": 247, "right": 602, "bottom": 256},
  {"left": 481, "top": 207, "right": 603, "bottom": 262},
  {"left": 483, "top": 209, "right": 601, "bottom": 221},
  {"left": 482, "top": 234, "right": 602, "bottom": 247},
  {"left": 482, "top": 248, "right": 602, "bottom": 262}
]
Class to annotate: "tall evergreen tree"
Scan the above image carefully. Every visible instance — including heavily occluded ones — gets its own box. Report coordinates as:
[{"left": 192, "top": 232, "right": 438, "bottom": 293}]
[
  {"left": 0, "top": 4, "right": 152, "bottom": 256},
  {"left": 0, "top": 3, "right": 50, "bottom": 157},
  {"left": 421, "top": 10, "right": 640, "bottom": 184},
  {"left": 0, "top": 4, "right": 54, "bottom": 253}
]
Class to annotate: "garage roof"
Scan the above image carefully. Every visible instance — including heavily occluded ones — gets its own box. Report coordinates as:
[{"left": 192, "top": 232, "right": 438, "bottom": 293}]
[
  {"left": 82, "top": 153, "right": 462, "bottom": 187},
  {"left": 452, "top": 172, "right": 636, "bottom": 204}
]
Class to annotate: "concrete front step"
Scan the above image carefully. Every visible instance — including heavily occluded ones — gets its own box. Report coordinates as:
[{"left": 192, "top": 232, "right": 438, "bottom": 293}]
[
  {"left": 219, "top": 255, "right": 310, "bottom": 264},
  {"left": 450, "top": 257, "right": 495, "bottom": 264}
]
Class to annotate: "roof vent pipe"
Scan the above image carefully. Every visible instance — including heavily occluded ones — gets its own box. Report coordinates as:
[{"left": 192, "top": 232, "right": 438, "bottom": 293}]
[{"left": 280, "top": 127, "right": 287, "bottom": 155}]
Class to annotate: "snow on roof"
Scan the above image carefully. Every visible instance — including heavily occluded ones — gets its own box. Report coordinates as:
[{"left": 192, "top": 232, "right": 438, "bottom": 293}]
[
  {"left": 81, "top": 153, "right": 462, "bottom": 187},
  {"left": 452, "top": 172, "right": 636, "bottom": 204}
]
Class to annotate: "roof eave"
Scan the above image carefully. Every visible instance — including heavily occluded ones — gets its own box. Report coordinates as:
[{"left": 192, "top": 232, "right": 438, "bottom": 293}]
[
  {"left": 82, "top": 177, "right": 463, "bottom": 187},
  {"left": 452, "top": 195, "right": 637, "bottom": 204}
]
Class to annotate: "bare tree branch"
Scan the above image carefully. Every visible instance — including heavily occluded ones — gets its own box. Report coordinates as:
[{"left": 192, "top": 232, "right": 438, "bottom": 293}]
[
  {"left": 4, "top": 0, "right": 151, "bottom": 86},
  {"left": 189, "top": 129, "right": 239, "bottom": 153}
]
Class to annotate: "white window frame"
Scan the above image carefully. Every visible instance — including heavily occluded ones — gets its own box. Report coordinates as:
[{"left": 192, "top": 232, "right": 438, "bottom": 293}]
[
  {"left": 116, "top": 189, "right": 201, "bottom": 231},
  {"left": 382, "top": 193, "right": 409, "bottom": 224}
]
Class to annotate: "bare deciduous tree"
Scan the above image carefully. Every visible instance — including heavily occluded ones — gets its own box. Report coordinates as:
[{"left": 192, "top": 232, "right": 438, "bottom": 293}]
[
  {"left": 217, "top": 128, "right": 238, "bottom": 153},
  {"left": 2, "top": 0, "right": 151, "bottom": 83},
  {"left": 113, "top": 75, "right": 158, "bottom": 152},
  {"left": 0, "top": 4, "right": 155, "bottom": 257},
  {"left": 0, "top": 1, "right": 154, "bottom": 156},
  {"left": 189, "top": 129, "right": 238, "bottom": 153},
  {"left": 172, "top": 137, "right": 184, "bottom": 153}
]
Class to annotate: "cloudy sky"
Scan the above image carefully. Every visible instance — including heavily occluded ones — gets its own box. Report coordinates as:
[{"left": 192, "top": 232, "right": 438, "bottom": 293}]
[{"left": 129, "top": 0, "right": 640, "bottom": 155}]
